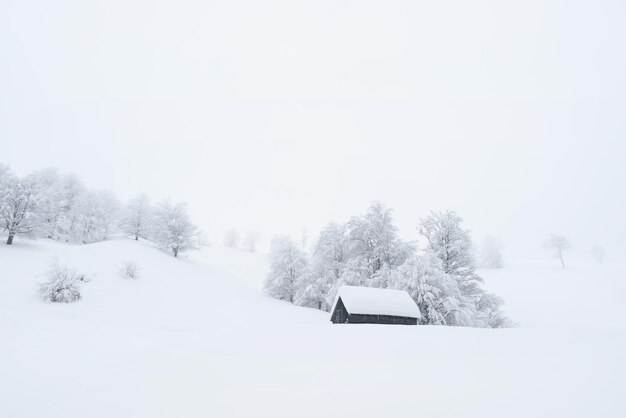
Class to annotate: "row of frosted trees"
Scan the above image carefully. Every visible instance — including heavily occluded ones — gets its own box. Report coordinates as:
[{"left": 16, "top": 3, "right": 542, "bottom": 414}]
[
  {"left": 0, "top": 164, "right": 198, "bottom": 257},
  {"left": 264, "top": 202, "right": 512, "bottom": 328}
]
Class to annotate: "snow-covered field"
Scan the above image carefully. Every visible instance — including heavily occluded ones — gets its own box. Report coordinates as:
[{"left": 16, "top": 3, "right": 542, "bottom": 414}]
[{"left": 1, "top": 239, "right": 624, "bottom": 418}]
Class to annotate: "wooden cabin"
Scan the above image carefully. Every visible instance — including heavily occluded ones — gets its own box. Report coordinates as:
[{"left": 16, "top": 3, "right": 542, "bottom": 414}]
[{"left": 330, "top": 285, "right": 420, "bottom": 325}]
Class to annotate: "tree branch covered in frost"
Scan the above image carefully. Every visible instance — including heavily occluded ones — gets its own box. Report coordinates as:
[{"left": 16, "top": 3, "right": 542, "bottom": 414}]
[
  {"left": 264, "top": 235, "right": 308, "bottom": 303},
  {"left": 264, "top": 202, "right": 513, "bottom": 328}
]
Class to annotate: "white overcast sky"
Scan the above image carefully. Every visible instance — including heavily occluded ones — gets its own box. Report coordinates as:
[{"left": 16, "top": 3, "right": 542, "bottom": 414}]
[{"left": 1, "top": 0, "right": 625, "bottom": 260}]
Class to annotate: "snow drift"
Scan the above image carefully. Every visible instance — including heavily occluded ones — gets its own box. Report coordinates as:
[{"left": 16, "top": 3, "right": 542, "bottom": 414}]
[{"left": 0, "top": 239, "right": 624, "bottom": 418}]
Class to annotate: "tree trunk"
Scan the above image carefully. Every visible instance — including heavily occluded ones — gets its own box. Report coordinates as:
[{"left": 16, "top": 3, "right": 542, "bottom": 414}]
[
  {"left": 135, "top": 235, "right": 139, "bottom": 241},
  {"left": 6, "top": 234, "right": 14, "bottom": 245},
  {"left": 559, "top": 251, "right": 565, "bottom": 268},
  {"left": 173, "top": 247, "right": 178, "bottom": 257}
]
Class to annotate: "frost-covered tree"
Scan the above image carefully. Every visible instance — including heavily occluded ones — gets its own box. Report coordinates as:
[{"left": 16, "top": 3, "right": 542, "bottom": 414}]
[
  {"left": 543, "top": 234, "right": 572, "bottom": 268},
  {"left": 29, "top": 168, "right": 62, "bottom": 239},
  {"left": 417, "top": 211, "right": 509, "bottom": 327},
  {"left": 223, "top": 228, "right": 240, "bottom": 248},
  {"left": 418, "top": 210, "right": 484, "bottom": 300},
  {"left": 339, "top": 256, "right": 371, "bottom": 287},
  {"left": 348, "top": 202, "right": 414, "bottom": 274},
  {"left": 297, "top": 224, "right": 350, "bottom": 312},
  {"left": 152, "top": 200, "right": 199, "bottom": 257},
  {"left": 295, "top": 265, "right": 334, "bottom": 311},
  {"left": 476, "top": 291, "right": 513, "bottom": 328},
  {"left": 118, "top": 260, "right": 140, "bottom": 280},
  {"left": 0, "top": 164, "right": 10, "bottom": 183},
  {"left": 369, "top": 263, "right": 396, "bottom": 289},
  {"left": 419, "top": 211, "right": 476, "bottom": 277},
  {"left": 300, "top": 228, "right": 309, "bottom": 253},
  {"left": 480, "top": 235, "right": 504, "bottom": 269},
  {"left": 44, "top": 173, "right": 86, "bottom": 240},
  {"left": 264, "top": 235, "right": 307, "bottom": 303},
  {"left": 313, "top": 222, "right": 350, "bottom": 280},
  {"left": 591, "top": 245, "right": 606, "bottom": 264},
  {"left": 119, "top": 194, "right": 152, "bottom": 241},
  {"left": 38, "top": 260, "right": 84, "bottom": 303},
  {"left": 243, "top": 230, "right": 261, "bottom": 252},
  {"left": 394, "top": 253, "right": 475, "bottom": 326},
  {"left": 30, "top": 170, "right": 88, "bottom": 241},
  {"left": 74, "top": 190, "right": 119, "bottom": 243},
  {"left": 0, "top": 174, "right": 43, "bottom": 245}
]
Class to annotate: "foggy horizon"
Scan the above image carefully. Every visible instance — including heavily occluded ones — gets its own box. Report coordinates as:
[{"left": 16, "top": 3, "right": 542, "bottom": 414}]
[{"left": 3, "top": 0, "right": 625, "bottom": 261}]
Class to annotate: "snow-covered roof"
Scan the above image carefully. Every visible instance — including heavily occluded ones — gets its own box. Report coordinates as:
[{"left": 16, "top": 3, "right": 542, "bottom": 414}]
[{"left": 331, "top": 286, "right": 421, "bottom": 319}]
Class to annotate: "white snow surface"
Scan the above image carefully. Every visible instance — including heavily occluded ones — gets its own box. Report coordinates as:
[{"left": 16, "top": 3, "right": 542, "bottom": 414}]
[
  {"left": 331, "top": 285, "right": 421, "bottom": 318},
  {"left": 1, "top": 239, "right": 625, "bottom": 418}
]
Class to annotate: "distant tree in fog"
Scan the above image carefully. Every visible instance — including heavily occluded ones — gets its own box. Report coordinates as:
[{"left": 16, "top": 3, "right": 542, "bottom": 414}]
[
  {"left": 47, "top": 173, "right": 86, "bottom": 240},
  {"left": 29, "top": 168, "right": 63, "bottom": 239},
  {"left": 74, "top": 190, "right": 119, "bottom": 244},
  {"left": 152, "top": 200, "right": 199, "bottom": 257},
  {"left": 0, "top": 173, "right": 43, "bottom": 245},
  {"left": 197, "top": 231, "right": 210, "bottom": 246},
  {"left": 480, "top": 235, "right": 504, "bottom": 269},
  {"left": 119, "top": 194, "right": 152, "bottom": 241},
  {"left": 223, "top": 228, "right": 240, "bottom": 248},
  {"left": 243, "top": 230, "right": 261, "bottom": 252},
  {"left": 591, "top": 246, "right": 606, "bottom": 264},
  {"left": 264, "top": 235, "right": 307, "bottom": 303},
  {"left": 22, "top": 169, "right": 87, "bottom": 242},
  {"left": 543, "top": 234, "right": 572, "bottom": 268}
]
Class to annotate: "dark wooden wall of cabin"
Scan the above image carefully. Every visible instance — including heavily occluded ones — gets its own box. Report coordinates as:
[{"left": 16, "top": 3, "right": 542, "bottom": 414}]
[
  {"left": 347, "top": 314, "right": 417, "bottom": 325},
  {"left": 331, "top": 297, "right": 417, "bottom": 325},
  {"left": 331, "top": 298, "right": 349, "bottom": 323}
]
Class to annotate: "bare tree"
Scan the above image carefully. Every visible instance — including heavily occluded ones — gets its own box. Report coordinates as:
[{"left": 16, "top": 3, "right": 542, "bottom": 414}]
[{"left": 543, "top": 234, "right": 572, "bottom": 268}]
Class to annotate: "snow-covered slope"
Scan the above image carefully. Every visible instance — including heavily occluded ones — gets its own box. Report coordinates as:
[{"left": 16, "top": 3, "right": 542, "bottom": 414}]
[{"left": 1, "top": 239, "right": 624, "bottom": 418}]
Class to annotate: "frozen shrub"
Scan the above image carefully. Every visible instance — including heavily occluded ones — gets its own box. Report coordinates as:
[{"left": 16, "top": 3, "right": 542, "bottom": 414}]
[
  {"left": 38, "top": 260, "right": 83, "bottom": 303},
  {"left": 119, "top": 260, "right": 140, "bottom": 280}
]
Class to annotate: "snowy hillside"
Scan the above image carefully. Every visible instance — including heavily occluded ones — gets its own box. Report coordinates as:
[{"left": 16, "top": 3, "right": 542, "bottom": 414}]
[{"left": 1, "top": 239, "right": 624, "bottom": 418}]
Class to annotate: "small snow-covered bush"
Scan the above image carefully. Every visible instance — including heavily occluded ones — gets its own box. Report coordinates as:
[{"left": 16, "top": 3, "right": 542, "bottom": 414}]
[
  {"left": 38, "top": 261, "right": 84, "bottom": 303},
  {"left": 119, "top": 260, "right": 140, "bottom": 280}
]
